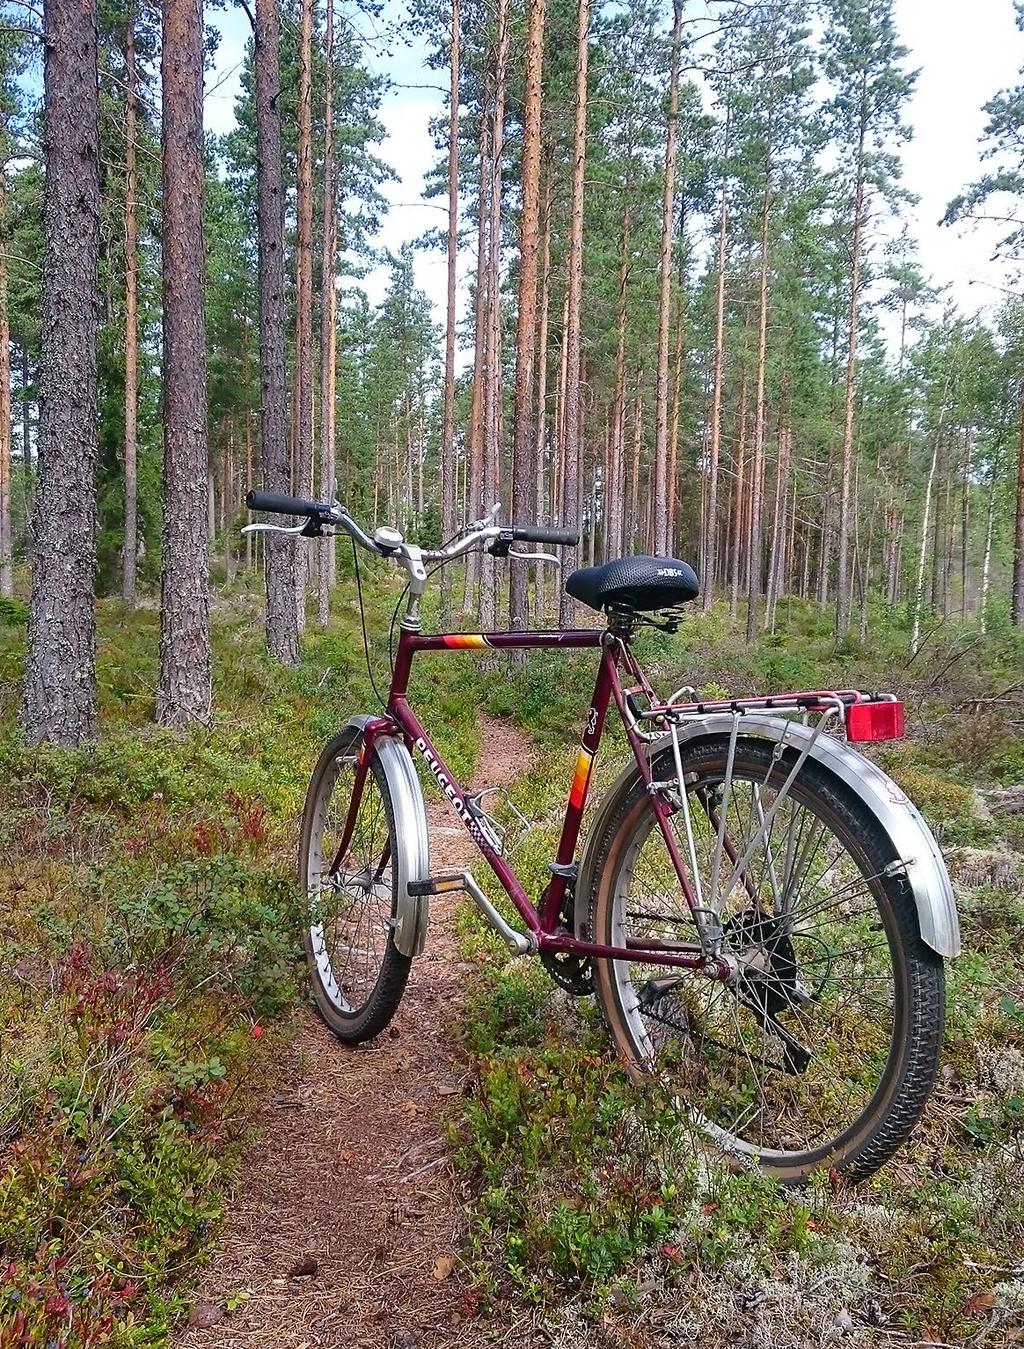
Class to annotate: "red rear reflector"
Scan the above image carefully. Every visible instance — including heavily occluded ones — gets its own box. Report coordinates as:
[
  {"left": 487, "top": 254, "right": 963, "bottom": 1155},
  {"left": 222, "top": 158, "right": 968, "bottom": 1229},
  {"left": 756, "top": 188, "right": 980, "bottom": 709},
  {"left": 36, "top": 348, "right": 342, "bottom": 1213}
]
[{"left": 846, "top": 701, "right": 904, "bottom": 742}]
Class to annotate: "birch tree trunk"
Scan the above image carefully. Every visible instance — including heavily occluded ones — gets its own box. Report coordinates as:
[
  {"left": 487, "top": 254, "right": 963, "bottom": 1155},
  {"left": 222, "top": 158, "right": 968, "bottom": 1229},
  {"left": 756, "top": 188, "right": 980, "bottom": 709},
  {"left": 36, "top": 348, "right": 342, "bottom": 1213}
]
[
  {"left": 557, "top": 0, "right": 590, "bottom": 627},
  {"left": 157, "top": 0, "right": 211, "bottom": 728},
  {"left": 23, "top": 0, "right": 100, "bottom": 745},
  {"left": 255, "top": 0, "right": 298, "bottom": 663}
]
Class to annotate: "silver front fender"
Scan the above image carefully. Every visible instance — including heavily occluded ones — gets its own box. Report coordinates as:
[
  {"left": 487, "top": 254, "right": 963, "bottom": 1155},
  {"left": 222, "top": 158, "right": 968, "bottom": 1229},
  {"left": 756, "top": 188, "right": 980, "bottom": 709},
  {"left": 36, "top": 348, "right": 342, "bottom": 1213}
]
[
  {"left": 577, "top": 715, "right": 960, "bottom": 958},
  {"left": 347, "top": 716, "right": 431, "bottom": 958}
]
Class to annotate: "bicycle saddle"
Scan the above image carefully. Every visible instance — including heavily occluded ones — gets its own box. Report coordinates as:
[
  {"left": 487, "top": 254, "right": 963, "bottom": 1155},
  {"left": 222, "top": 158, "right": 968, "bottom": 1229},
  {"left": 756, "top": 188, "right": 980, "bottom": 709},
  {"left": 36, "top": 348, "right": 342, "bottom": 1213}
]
[{"left": 565, "top": 555, "right": 700, "bottom": 614}]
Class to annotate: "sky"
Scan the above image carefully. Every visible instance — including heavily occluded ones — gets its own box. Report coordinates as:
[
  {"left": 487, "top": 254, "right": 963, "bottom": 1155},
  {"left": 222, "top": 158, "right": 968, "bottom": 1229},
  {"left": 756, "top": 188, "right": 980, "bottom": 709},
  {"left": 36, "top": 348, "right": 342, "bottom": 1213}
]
[{"left": 203, "top": 0, "right": 1024, "bottom": 337}]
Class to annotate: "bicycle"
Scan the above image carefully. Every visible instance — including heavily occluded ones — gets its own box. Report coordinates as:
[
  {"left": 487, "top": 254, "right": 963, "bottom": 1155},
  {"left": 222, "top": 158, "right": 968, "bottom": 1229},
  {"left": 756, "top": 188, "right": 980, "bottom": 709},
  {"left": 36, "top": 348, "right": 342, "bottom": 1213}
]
[{"left": 244, "top": 489, "right": 960, "bottom": 1183}]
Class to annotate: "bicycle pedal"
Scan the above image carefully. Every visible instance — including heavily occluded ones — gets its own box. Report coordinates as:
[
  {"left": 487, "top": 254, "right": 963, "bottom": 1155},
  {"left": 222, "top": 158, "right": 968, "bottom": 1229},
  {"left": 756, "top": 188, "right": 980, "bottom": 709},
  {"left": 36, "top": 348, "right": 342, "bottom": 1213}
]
[{"left": 407, "top": 872, "right": 467, "bottom": 898}]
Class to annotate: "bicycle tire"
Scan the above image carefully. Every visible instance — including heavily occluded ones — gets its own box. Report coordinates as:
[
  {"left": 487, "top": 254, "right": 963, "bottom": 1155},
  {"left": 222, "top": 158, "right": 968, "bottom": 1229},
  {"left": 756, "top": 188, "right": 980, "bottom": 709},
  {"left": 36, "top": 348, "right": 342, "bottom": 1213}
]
[
  {"left": 586, "top": 735, "right": 945, "bottom": 1183},
  {"left": 299, "top": 726, "right": 411, "bottom": 1042}
]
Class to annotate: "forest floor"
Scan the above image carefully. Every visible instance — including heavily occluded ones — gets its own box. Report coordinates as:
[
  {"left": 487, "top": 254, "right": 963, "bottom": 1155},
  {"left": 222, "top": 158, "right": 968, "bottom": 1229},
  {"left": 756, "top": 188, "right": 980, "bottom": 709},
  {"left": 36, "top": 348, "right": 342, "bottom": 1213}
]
[
  {"left": 175, "top": 715, "right": 540, "bottom": 1349},
  {"left": 4, "top": 586, "right": 1024, "bottom": 1348}
]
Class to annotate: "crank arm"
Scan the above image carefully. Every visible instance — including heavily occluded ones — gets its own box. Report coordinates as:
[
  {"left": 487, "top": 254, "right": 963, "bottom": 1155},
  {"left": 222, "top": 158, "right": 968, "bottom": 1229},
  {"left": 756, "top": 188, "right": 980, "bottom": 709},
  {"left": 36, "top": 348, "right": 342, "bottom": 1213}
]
[{"left": 737, "top": 994, "right": 813, "bottom": 1074}]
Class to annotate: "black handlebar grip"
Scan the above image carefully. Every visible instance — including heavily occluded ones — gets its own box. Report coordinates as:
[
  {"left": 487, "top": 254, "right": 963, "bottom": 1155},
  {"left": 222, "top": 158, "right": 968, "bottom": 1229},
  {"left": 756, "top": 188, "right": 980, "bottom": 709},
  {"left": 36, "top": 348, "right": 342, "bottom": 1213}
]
[
  {"left": 245, "top": 489, "right": 326, "bottom": 518},
  {"left": 510, "top": 524, "right": 580, "bottom": 547}
]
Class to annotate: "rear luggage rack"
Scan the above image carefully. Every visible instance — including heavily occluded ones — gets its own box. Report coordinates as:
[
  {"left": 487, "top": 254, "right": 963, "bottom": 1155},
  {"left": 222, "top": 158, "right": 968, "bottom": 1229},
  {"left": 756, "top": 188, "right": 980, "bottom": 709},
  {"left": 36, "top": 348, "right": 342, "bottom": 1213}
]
[{"left": 626, "top": 688, "right": 905, "bottom": 745}]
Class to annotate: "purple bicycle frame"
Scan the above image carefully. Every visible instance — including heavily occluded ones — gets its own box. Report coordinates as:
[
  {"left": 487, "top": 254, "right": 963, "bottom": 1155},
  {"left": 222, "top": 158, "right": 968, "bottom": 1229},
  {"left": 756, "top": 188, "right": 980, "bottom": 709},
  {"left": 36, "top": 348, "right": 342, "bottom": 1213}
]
[{"left": 354, "top": 623, "right": 716, "bottom": 974}]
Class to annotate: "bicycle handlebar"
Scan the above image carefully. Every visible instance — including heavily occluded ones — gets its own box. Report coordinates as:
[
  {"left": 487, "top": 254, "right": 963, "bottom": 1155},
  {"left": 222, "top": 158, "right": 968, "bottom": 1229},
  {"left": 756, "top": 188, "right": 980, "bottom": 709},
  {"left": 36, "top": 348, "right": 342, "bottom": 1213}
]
[
  {"left": 245, "top": 489, "right": 329, "bottom": 520},
  {"left": 508, "top": 524, "right": 580, "bottom": 547},
  {"left": 244, "top": 489, "right": 578, "bottom": 562}
]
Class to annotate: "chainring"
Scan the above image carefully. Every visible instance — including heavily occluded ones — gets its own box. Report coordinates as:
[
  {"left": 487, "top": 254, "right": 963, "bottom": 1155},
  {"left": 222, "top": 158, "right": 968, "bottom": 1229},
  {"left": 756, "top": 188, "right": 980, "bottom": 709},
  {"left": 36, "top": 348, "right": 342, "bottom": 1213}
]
[{"left": 538, "top": 882, "right": 594, "bottom": 996}]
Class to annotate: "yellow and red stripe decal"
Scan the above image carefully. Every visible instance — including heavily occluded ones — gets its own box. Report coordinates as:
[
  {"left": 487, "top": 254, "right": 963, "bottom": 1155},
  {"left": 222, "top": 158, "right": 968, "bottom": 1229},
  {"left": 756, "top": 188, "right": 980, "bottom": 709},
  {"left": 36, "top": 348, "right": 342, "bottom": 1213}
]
[
  {"left": 442, "top": 634, "right": 490, "bottom": 649},
  {"left": 569, "top": 748, "right": 595, "bottom": 810}
]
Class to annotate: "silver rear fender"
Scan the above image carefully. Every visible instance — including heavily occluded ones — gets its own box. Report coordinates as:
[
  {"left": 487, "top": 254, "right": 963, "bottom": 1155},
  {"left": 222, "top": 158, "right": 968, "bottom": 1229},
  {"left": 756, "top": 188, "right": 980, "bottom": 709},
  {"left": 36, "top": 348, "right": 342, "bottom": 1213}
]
[
  {"left": 577, "top": 715, "right": 960, "bottom": 959},
  {"left": 346, "top": 715, "right": 431, "bottom": 957}
]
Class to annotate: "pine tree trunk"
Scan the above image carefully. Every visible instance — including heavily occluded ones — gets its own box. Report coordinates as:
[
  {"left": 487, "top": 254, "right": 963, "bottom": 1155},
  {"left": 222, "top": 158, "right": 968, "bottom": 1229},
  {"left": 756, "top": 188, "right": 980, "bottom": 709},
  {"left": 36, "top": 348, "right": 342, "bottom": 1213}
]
[
  {"left": 0, "top": 172, "right": 12, "bottom": 599},
  {"left": 703, "top": 144, "right": 728, "bottom": 608},
  {"left": 293, "top": 0, "right": 314, "bottom": 633},
  {"left": 255, "top": 0, "right": 298, "bottom": 663},
  {"left": 23, "top": 0, "right": 100, "bottom": 745},
  {"left": 982, "top": 458, "right": 997, "bottom": 633},
  {"left": 746, "top": 178, "right": 771, "bottom": 643},
  {"left": 835, "top": 97, "right": 867, "bottom": 635},
  {"left": 1013, "top": 376, "right": 1024, "bottom": 626},
  {"left": 651, "top": 0, "right": 682, "bottom": 557},
  {"left": 480, "top": 0, "right": 508, "bottom": 630},
  {"left": 440, "top": 0, "right": 460, "bottom": 623},
  {"left": 959, "top": 428, "right": 969, "bottom": 618},
  {"left": 668, "top": 290, "right": 684, "bottom": 551},
  {"left": 157, "top": 0, "right": 211, "bottom": 728},
  {"left": 317, "top": 0, "right": 337, "bottom": 628},
  {"left": 122, "top": 18, "right": 139, "bottom": 607},
  {"left": 534, "top": 160, "right": 552, "bottom": 616},
  {"left": 509, "top": 0, "right": 545, "bottom": 632},
  {"left": 463, "top": 98, "right": 491, "bottom": 616},
  {"left": 558, "top": 0, "right": 589, "bottom": 627},
  {"left": 729, "top": 371, "right": 747, "bottom": 622},
  {"left": 911, "top": 389, "right": 951, "bottom": 656}
]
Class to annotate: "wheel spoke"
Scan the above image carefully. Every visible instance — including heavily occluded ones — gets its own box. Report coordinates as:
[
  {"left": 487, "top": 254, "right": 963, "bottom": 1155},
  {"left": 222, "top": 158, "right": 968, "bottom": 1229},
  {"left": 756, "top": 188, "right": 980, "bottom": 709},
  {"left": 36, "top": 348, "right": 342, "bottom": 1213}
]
[{"left": 603, "top": 746, "right": 906, "bottom": 1169}]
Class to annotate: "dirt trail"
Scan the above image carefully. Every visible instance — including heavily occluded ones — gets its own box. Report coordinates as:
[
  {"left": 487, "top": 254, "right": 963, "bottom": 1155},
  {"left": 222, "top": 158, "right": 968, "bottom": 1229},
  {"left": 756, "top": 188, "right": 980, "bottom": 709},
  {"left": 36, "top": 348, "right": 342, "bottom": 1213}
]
[{"left": 177, "top": 716, "right": 535, "bottom": 1349}]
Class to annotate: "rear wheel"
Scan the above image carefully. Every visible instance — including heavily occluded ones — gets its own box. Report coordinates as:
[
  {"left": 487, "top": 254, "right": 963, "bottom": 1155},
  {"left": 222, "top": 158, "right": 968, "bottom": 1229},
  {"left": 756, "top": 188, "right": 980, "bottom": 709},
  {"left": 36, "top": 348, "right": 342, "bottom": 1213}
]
[
  {"left": 587, "top": 737, "right": 945, "bottom": 1182},
  {"left": 299, "top": 727, "right": 411, "bottom": 1042}
]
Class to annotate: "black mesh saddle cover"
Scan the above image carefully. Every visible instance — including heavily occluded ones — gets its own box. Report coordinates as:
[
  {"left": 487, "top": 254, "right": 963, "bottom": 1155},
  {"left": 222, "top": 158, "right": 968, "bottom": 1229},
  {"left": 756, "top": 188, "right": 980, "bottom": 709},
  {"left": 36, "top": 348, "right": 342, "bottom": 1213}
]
[{"left": 565, "top": 555, "right": 700, "bottom": 614}]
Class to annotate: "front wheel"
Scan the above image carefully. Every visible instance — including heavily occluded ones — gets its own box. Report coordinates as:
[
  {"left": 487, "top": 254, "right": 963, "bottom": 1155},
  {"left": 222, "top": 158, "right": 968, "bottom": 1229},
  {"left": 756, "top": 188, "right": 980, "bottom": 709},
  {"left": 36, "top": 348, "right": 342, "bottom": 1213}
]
[
  {"left": 586, "top": 736, "right": 945, "bottom": 1183},
  {"left": 299, "top": 727, "right": 411, "bottom": 1043}
]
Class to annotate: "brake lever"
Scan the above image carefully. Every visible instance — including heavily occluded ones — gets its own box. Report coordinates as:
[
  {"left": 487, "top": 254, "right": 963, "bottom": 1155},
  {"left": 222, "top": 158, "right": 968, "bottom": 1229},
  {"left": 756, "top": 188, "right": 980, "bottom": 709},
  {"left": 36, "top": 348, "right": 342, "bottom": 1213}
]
[
  {"left": 241, "top": 522, "right": 307, "bottom": 537},
  {"left": 508, "top": 547, "right": 560, "bottom": 564}
]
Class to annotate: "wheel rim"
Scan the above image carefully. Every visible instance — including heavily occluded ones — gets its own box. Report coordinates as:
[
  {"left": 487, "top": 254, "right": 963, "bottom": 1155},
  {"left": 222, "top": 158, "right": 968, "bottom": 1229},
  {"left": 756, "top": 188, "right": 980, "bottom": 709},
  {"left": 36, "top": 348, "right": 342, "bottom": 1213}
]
[
  {"left": 307, "top": 748, "right": 395, "bottom": 1017},
  {"left": 605, "top": 756, "right": 903, "bottom": 1167}
]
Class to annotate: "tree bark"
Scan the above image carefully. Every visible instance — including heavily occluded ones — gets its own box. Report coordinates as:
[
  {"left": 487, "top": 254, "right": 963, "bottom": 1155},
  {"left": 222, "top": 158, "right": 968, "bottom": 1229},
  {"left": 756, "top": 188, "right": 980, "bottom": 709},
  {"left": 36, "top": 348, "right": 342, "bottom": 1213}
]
[
  {"left": 122, "top": 16, "right": 139, "bottom": 607},
  {"left": 255, "top": 0, "right": 298, "bottom": 663},
  {"left": 651, "top": 0, "right": 683, "bottom": 557},
  {"left": 157, "top": 0, "right": 211, "bottom": 728},
  {"left": 462, "top": 102, "right": 491, "bottom": 616},
  {"left": 0, "top": 171, "right": 12, "bottom": 599},
  {"left": 703, "top": 122, "right": 729, "bottom": 607},
  {"left": 746, "top": 176, "right": 771, "bottom": 643},
  {"left": 509, "top": 0, "right": 545, "bottom": 632},
  {"left": 1014, "top": 376, "right": 1024, "bottom": 626},
  {"left": 534, "top": 159, "right": 552, "bottom": 616},
  {"left": 293, "top": 0, "right": 314, "bottom": 633},
  {"left": 836, "top": 91, "right": 867, "bottom": 635},
  {"left": 317, "top": 0, "right": 337, "bottom": 628},
  {"left": 480, "top": 0, "right": 508, "bottom": 629},
  {"left": 729, "top": 370, "right": 747, "bottom": 622},
  {"left": 558, "top": 0, "right": 590, "bottom": 626},
  {"left": 440, "top": 0, "right": 460, "bottom": 623},
  {"left": 23, "top": 0, "right": 100, "bottom": 745}
]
